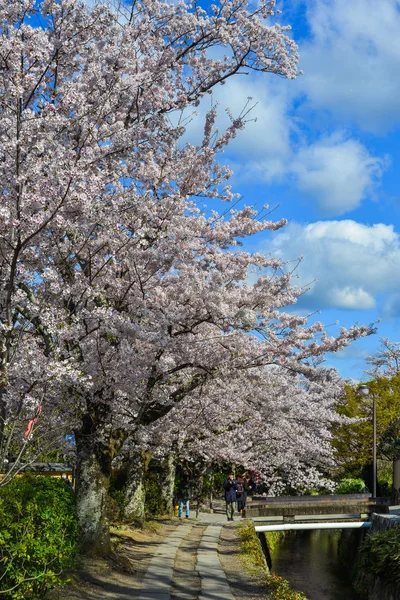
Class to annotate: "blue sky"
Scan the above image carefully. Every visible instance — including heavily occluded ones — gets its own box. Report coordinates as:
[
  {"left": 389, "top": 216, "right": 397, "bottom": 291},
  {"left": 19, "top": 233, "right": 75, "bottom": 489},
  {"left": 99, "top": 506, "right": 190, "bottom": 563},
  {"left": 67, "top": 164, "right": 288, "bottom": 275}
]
[
  {"left": 185, "top": 0, "right": 400, "bottom": 380},
  {"left": 33, "top": 0, "right": 398, "bottom": 381}
]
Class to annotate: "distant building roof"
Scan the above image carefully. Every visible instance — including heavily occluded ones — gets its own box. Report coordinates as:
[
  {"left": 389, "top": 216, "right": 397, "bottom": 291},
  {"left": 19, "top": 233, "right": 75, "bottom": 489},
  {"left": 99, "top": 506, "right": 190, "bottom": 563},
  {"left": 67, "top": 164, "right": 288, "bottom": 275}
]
[{"left": 3, "top": 462, "right": 73, "bottom": 473}]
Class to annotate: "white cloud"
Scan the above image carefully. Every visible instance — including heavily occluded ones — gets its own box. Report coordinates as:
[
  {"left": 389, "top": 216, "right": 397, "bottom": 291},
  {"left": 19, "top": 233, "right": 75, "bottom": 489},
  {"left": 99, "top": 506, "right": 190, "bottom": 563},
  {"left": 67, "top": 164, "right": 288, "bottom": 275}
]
[
  {"left": 270, "top": 220, "right": 400, "bottom": 310},
  {"left": 170, "top": 31, "right": 388, "bottom": 216},
  {"left": 329, "top": 287, "right": 375, "bottom": 310},
  {"left": 383, "top": 293, "right": 400, "bottom": 319},
  {"left": 238, "top": 132, "right": 386, "bottom": 215},
  {"left": 300, "top": 0, "right": 400, "bottom": 130},
  {"left": 180, "top": 75, "right": 293, "bottom": 162},
  {"left": 291, "top": 134, "right": 387, "bottom": 215}
]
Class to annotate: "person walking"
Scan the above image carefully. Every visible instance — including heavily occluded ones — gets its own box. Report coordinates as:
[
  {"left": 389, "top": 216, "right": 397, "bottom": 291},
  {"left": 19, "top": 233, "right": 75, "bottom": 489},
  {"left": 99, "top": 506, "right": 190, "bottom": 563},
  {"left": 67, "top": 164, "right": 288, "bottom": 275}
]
[
  {"left": 224, "top": 472, "right": 238, "bottom": 521},
  {"left": 236, "top": 475, "right": 248, "bottom": 513},
  {"left": 246, "top": 473, "right": 256, "bottom": 497},
  {"left": 177, "top": 467, "right": 192, "bottom": 518}
]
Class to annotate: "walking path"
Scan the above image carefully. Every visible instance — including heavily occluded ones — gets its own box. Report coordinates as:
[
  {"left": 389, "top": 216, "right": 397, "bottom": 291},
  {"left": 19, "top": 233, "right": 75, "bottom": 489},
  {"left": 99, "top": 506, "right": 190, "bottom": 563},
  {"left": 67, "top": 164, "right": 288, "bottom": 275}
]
[
  {"left": 139, "top": 512, "right": 238, "bottom": 600},
  {"left": 49, "top": 510, "right": 247, "bottom": 600},
  {"left": 139, "top": 525, "right": 193, "bottom": 600},
  {"left": 196, "top": 525, "right": 235, "bottom": 600}
]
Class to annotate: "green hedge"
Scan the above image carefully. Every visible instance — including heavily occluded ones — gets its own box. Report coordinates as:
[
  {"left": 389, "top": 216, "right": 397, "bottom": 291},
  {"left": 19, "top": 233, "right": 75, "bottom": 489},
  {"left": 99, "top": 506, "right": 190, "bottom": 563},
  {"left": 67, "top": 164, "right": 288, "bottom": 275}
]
[
  {"left": 0, "top": 475, "right": 77, "bottom": 599},
  {"left": 335, "top": 478, "right": 368, "bottom": 494}
]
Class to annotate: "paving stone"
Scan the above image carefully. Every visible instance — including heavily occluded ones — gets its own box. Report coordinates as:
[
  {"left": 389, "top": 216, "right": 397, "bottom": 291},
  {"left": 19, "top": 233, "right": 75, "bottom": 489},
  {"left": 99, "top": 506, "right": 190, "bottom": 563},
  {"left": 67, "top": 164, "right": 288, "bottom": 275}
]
[
  {"left": 196, "top": 525, "right": 235, "bottom": 600},
  {"left": 171, "top": 524, "right": 204, "bottom": 600},
  {"left": 139, "top": 526, "right": 192, "bottom": 600},
  {"left": 139, "top": 522, "right": 238, "bottom": 600}
]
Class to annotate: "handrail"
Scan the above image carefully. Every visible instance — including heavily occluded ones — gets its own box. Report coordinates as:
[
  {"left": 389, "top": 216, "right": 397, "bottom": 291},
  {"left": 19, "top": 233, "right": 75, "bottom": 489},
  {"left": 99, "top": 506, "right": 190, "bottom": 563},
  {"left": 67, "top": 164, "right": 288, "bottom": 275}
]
[{"left": 255, "top": 522, "right": 371, "bottom": 532}]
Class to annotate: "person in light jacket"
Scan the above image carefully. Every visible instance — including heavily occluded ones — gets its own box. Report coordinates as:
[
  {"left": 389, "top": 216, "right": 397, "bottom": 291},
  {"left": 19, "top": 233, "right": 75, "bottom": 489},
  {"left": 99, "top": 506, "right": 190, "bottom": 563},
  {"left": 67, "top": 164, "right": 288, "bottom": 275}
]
[
  {"left": 177, "top": 466, "right": 192, "bottom": 518},
  {"left": 224, "top": 472, "right": 238, "bottom": 521}
]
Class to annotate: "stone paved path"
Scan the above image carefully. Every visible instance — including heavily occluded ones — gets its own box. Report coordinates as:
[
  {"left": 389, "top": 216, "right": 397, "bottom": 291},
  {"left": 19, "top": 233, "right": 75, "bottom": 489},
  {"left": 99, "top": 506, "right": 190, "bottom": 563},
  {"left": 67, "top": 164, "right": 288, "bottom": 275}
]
[
  {"left": 49, "top": 511, "right": 252, "bottom": 600},
  {"left": 139, "top": 520, "right": 236, "bottom": 600},
  {"left": 196, "top": 525, "right": 235, "bottom": 600},
  {"left": 139, "top": 525, "right": 193, "bottom": 600}
]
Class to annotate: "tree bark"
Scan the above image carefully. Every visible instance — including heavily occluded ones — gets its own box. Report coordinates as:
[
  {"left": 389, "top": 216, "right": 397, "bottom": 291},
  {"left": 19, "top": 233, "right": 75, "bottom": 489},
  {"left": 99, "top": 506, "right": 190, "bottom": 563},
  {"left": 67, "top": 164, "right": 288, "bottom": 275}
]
[
  {"left": 75, "top": 419, "right": 112, "bottom": 555},
  {"left": 159, "top": 453, "right": 177, "bottom": 516},
  {"left": 123, "top": 451, "right": 149, "bottom": 524}
]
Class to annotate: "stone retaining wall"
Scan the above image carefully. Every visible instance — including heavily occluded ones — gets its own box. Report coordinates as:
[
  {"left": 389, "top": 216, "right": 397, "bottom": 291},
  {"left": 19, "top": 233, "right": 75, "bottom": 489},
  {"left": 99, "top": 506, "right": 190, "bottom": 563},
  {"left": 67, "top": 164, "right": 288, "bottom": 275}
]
[
  {"left": 369, "top": 512, "right": 400, "bottom": 533},
  {"left": 354, "top": 513, "right": 400, "bottom": 600}
]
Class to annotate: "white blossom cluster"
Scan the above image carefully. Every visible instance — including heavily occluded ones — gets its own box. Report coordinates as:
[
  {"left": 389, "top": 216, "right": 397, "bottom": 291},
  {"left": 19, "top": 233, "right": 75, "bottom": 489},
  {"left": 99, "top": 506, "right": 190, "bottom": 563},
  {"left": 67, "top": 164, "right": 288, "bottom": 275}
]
[{"left": 0, "top": 1, "right": 373, "bottom": 510}]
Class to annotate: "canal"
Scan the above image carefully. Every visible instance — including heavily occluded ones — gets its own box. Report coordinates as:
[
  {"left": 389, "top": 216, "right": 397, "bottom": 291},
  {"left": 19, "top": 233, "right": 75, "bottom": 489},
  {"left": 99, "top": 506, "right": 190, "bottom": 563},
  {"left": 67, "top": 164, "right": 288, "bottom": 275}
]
[{"left": 268, "top": 529, "right": 363, "bottom": 600}]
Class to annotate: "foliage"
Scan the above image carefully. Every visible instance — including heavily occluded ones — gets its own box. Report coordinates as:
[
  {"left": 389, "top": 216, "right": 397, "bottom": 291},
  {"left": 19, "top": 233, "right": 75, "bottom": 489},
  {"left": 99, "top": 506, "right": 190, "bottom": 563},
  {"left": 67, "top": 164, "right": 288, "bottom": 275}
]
[
  {"left": 147, "top": 367, "right": 357, "bottom": 498},
  {"left": 365, "top": 338, "right": 400, "bottom": 379},
  {"left": 264, "top": 530, "right": 288, "bottom": 555},
  {"left": 144, "top": 473, "right": 164, "bottom": 517},
  {"left": 332, "top": 375, "right": 400, "bottom": 479},
  {"left": 238, "top": 523, "right": 307, "bottom": 600},
  {"left": 355, "top": 527, "right": 400, "bottom": 593},
  {"left": 238, "top": 521, "right": 268, "bottom": 572},
  {"left": 380, "top": 415, "right": 400, "bottom": 461},
  {"left": 108, "top": 469, "right": 127, "bottom": 521},
  {"left": 0, "top": 0, "right": 374, "bottom": 551},
  {"left": 377, "top": 463, "right": 393, "bottom": 497},
  {"left": 107, "top": 489, "right": 126, "bottom": 522},
  {"left": 267, "top": 573, "right": 308, "bottom": 600},
  {"left": 212, "top": 472, "right": 227, "bottom": 497},
  {"left": 335, "top": 478, "right": 368, "bottom": 494},
  {"left": 0, "top": 475, "right": 77, "bottom": 599},
  {"left": 200, "top": 470, "right": 226, "bottom": 498}
]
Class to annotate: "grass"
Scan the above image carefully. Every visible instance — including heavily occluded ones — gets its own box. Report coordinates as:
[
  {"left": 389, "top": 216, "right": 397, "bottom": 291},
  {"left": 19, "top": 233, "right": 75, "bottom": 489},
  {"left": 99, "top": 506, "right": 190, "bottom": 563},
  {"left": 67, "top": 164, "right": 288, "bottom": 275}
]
[{"left": 237, "top": 521, "right": 308, "bottom": 600}]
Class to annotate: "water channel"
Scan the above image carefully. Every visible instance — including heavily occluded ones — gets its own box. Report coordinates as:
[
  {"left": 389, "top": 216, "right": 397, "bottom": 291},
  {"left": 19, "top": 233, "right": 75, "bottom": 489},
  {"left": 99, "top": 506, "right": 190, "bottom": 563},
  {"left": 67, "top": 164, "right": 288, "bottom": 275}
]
[{"left": 268, "top": 529, "right": 363, "bottom": 600}]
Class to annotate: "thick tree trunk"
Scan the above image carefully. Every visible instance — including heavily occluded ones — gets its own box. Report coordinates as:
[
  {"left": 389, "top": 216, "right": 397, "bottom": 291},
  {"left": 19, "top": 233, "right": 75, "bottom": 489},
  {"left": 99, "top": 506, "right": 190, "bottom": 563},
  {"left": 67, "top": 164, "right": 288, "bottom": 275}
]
[
  {"left": 75, "top": 428, "right": 112, "bottom": 556},
  {"left": 124, "top": 451, "right": 149, "bottom": 523},
  {"left": 192, "top": 464, "right": 208, "bottom": 517},
  {"left": 160, "top": 453, "right": 176, "bottom": 516},
  {"left": 392, "top": 458, "right": 400, "bottom": 505}
]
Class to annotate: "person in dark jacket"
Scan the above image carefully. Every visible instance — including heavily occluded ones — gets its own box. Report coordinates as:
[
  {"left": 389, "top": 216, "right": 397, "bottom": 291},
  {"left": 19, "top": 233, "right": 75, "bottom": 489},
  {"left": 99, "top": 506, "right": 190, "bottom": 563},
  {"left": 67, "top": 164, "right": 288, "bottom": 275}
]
[
  {"left": 236, "top": 475, "right": 249, "bottom": 513},
  {"left": 246, "top": 473, "right": 256, "bottom": 497},
  {"left": 177, "top": 468, "right": 192, "bottom": 518},
  {"left": 224, "top": 472, "right": 238, "bottom": 521}
]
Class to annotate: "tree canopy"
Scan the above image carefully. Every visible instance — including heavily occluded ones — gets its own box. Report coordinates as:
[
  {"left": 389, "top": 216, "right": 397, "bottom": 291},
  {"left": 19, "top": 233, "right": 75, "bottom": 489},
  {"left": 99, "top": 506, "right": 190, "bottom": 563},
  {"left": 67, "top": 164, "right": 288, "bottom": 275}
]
[{"left": 0, "top": 0, "right": 374, "bottom": 551}]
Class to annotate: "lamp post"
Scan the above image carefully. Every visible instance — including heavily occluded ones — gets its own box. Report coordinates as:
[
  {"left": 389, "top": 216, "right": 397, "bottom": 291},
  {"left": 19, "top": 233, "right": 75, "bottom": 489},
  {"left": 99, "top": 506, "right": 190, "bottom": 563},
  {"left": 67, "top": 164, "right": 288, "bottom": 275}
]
[{"left": 359, "top": 385, "right": 376, "bottom": 498}]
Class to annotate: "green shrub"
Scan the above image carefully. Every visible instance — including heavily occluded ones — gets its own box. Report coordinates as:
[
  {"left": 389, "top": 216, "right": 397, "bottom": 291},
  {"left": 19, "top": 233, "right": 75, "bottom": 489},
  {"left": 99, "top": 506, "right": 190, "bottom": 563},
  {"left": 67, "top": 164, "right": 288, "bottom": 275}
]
[
  {"left": 377, "top": 477, "right": 391, "bottom": 497},
  {"left": 108, "top": 488, "right": 126, "bottom": 520},
  {"left": 335, "top": 478, "right": 368, "bottom": 494},
  {"left": 0, "top": 475, "right": 77, "bottom": 599},
  {"left": 356, "top": 527, "right": 400, "bottom": 591},
  {"left": 144, "top": 473, "right": 164, "bottom": 516}
]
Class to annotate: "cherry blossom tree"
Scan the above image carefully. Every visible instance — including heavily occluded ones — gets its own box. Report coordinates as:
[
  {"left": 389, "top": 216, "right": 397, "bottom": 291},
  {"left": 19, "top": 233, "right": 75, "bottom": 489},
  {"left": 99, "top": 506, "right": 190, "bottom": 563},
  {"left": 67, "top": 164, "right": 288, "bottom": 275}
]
[
  {"left": 125, "top": 364, "right": 363, "bottom": 517},
  {"left": 0, "top": 0, "right": 374, "bottom": 554},
  {"left": 365, "top": 338, "right": 400, "bottom": 379}
]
